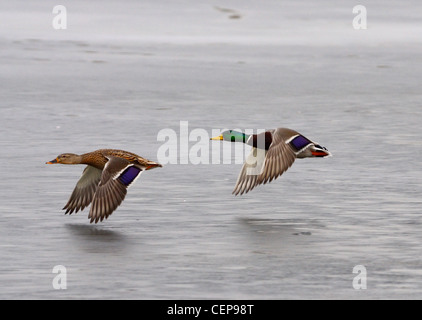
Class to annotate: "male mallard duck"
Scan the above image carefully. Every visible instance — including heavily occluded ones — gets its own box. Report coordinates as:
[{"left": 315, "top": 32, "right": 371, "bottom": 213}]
[
  {"left": 46, "top": 149, "right": 162, "bottom": 223},
  {"left": 211, "top": 128, "right": 331, "bottom": 195}
]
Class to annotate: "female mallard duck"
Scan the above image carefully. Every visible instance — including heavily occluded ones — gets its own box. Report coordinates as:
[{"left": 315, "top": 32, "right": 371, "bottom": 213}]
[
  {"left": 211, "top": 128, "right": 331, "bottom": 195},
  {"left": 46, "top": 149, "right": 162, "bottom": 223}
]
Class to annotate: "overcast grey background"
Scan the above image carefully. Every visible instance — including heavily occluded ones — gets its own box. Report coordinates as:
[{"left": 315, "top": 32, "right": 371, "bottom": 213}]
[{"left": 0, "top": 0, "right": 421, "bottom": 299}]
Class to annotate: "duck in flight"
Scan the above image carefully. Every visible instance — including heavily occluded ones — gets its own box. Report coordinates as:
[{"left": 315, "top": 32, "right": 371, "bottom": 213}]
[
  {"left": 46, "top": 149, "right": 162, "bottom": 223},
  {"left": 211, "top": 128, "right": 331, "bottom": 195}
]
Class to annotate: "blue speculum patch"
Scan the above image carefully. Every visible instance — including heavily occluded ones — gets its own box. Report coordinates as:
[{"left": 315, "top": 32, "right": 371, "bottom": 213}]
[
  {"left": 118, "top": 166, "right": 141, "bottom": 186},
  {"left": 290, "top": 135, "right": 312, "bottom": 151}
]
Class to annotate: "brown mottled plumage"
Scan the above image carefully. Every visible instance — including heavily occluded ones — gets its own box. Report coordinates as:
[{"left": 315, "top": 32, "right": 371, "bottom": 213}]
[{"left": 46, "top": 149, "right": 162, "bottom": 223}]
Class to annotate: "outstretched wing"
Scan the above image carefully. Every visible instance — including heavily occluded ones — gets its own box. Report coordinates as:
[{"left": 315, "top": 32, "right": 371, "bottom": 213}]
[
  {"left": 233, "top": 129, "right": 296, "bottom": 195},
  {"left": 232, "top": 147, "right": 267, "bottom": 196},
  {"left": 63, "top": 165, "right": 102, "bottom": 214},
  {"left": 88, "top": 157, "right": 144, "bottom": 223},
  {"left": 256, "top": 129, "right": 296, "bottom": 185}
]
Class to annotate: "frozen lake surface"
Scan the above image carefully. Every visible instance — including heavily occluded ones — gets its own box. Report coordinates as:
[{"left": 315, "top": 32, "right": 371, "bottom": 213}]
[{"left": 0, "top": 0, "right": 421, "bottom": 299}]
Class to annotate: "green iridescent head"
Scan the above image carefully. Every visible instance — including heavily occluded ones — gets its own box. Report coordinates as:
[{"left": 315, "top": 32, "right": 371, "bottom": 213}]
[{"left": 210, "top": 130, "right": 250, "bottom": 143}]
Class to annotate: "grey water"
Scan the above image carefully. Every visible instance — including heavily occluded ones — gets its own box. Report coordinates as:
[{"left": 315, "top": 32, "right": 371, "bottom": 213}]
[{"left": 0, "top": 0, "right": 421, "bottom": 299}]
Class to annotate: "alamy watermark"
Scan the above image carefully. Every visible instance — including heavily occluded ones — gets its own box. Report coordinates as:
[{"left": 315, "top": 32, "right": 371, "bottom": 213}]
[
  {"left": 156, "top": 121, "right": 266, "bottom": 168},
  {"left": 52, "top": 265, "right": 67, "bottom": 290},
  {"left": 352, "top": 5, "right": 367, "bottom": 29},
  {"left": 52, "top": 5, "right": 67, "bottom": 30},
  {"left": 353, "top": 265, "right": 367, "bottom": 289}
]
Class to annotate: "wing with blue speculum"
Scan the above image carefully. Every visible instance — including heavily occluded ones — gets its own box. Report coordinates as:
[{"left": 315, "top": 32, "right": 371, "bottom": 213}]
[
  {"left": 88, "top": 156, "right": 144, "bottom": 223},
  {"left": 288, "top": 135, "right": 313, "bottom": 153}
]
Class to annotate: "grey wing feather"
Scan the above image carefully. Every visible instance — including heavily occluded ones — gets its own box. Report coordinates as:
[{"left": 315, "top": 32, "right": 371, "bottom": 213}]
[
  {"left": 256, "top": 128, "right": 296, "bottom": 186},
  {"left": 63, "top": 165, "right": 102, "bottom": 214},
  {"left": 233, "top": 129, "right": 297, "bottom": 195},
  {"left": 88, "top": 156, "right": 143, "bottom": 223},
  {"left": 232, "top": 147, "right": 267, "bottom": 196}
]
